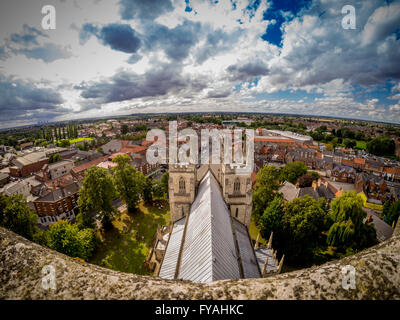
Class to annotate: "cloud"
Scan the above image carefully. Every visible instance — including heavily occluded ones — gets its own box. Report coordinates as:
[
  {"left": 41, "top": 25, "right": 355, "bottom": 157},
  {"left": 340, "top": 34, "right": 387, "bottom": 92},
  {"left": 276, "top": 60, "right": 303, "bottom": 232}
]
[
  {"left": 227, "top": 60, "right": 269, "bottom": 81},
  {"left": 0, "top": 76, "right": 65, "bottom": 122},
  {"left": 361, "top": 2, "right": 400, "bottom": 46},
  {"left": 194, "top": 28, "right": 243, "bottom": 64},
  {"left": 207, "top": 89, "right": 231, "bottom": 98},
  {"left": 9, "top": 24, "right": 48, "bottom": 46},
  {"left": 15, "top": 43, "right": 72, "bottom": 63},
  {"left": 80, "top": 23, "right": 141, "bottom": 54},
  {"left": 76, "top": 62, "right": 190, "bottom": 106},
  {"left": 143, "top": 20, "right": 202, "bottom": 61},
  {"left": 118, "top": 0, "right": 173, "bottom": 21}
]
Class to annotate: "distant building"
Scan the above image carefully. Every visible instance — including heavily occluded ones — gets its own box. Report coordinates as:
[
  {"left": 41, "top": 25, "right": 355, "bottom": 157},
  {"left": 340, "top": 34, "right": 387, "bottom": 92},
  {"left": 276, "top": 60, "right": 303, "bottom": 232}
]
[
  {"left": 0, "top": 180, "right": 31, "bottom": 198},
  {"left": 35, "top": 160, "right": 74, "bottom": 181},
  {"left": 10, "top": 152, "right": 48, "bottom": 177},
  {"left": 0, "top": 172, "right": 9, "bottom": 187}
]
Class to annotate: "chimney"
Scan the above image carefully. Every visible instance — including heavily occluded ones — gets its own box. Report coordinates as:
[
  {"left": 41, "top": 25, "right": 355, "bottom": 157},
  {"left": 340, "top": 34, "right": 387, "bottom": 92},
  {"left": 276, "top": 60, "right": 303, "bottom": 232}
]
[{"left": 312, "top": 180, "right": 317, "bottom": 191}]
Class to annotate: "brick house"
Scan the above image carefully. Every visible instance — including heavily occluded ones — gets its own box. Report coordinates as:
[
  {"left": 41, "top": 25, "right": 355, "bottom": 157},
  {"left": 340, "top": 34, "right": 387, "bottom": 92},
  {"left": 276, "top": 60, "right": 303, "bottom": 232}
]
[
  {"left": 331, "top": 164, "right": 356, "bottom": 183},
  {"left": 34, "top": 182, "right": 81, "bottom": 227},
  {"left": 355, "top": 172, "right": 389, "bottom": 203},
  {"left": 10, "top": 152, "right": 49, "bottom": 177}
]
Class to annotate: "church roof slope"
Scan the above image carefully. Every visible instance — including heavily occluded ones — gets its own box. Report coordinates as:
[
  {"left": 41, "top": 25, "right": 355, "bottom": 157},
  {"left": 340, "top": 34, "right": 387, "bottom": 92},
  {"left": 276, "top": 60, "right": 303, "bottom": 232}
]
[
  {"left": 158, "top": 217, "right": 186, "bottom": 280},
  {"left": 178, "top": 171, "right": 241, "bottom": 282}
]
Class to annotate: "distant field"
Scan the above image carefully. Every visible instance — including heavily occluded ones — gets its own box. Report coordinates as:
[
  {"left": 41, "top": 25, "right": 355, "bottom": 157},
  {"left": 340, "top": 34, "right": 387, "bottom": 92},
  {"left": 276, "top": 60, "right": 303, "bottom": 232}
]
[
  {"left": 336, "top": 140, "right": 367, "bottom": 150},
  {"left": 356, "top": 141, "right": 367, "bottom": 149},
  {"left": 69, "top": 137, "right": 93, "bottom": 143}
]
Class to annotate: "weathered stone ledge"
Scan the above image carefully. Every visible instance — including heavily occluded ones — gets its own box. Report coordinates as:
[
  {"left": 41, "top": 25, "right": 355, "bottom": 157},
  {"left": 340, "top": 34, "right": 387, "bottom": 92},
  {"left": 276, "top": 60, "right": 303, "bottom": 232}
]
[{"left": 0, "top": 226, "right": 399, "bottom": 300}]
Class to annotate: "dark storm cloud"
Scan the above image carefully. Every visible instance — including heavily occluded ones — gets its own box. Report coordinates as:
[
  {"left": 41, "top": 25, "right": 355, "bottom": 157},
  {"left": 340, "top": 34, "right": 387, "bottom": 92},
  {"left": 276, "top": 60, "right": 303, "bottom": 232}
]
[
  {"left": 227, "top": 60, "right": 269, "bottom": 81},
  {"left": 15, "top": 43, "right": 72, "bottom": 63},
  {"left": 0, "top": 76, "right": 65, "bottom": 121},
  {"left": 9, "top": 24, "right": 48, "bottom": 46},
  {"left": 80, "top": 23, "right": 141, "bottom": 54},
  {"left": 118, "top": 0, "right": 173, "bottom": 21},
  {"left": 143, "top": 20, "right": 202, "bottom": 61},
  {"left": 76, "top": 63, "right": 188, "bottom": 106}
]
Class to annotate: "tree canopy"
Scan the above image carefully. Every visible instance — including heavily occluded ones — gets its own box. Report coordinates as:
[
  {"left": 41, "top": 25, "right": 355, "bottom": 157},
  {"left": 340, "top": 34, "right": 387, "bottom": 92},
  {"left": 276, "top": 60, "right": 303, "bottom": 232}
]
[
  {"left": 48, "top": 220, "right": 96, "bottom": 260},
  {"left": 252, "top": 165, "right": 280, "bottom": 224},
  {"left": 279, "top": 161, "right": 308, "bottom": 184},
  {"left": 112, "top": 154, "right": 144, "bottom": 212},
  {"left": 366, "top": 136, "right": 395, "bottom": 156},
  {"left": 78, "top": 166, "right": 116, "bottom": 229},
  {"left": 0, "top": 194, "right": 39, "bottom": 241},
  {"left": 327, "top": 191, "right": 377, "bottom": 251}
]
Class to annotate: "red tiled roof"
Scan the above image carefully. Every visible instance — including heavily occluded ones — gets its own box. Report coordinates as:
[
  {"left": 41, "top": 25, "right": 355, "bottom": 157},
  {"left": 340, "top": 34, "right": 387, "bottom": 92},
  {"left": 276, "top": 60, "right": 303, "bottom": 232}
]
[
  {"left": 72, "top": 156, "right": 108, "bottom": 174},
  {"left": 354, "top": 158, "right": 366, "bottom": 165},
  {"left": 254, "top": 137, "right": 295, "bottom": 143},
  {"left": 384, "top": 167, "right": 396, "bottom": 174}
]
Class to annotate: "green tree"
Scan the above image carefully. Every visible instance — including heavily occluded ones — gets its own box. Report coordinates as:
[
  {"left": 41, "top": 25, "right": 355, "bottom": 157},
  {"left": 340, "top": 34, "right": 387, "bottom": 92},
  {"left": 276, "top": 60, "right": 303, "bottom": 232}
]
[
  {"left": 112, "top": 154, "right": 143, "bottom": 212},
  {"left": 259, "top": 195, "right": 285, "bottom": 241},
  {"left": 142, "top": 178, "right": 165, "bottom": 203},
  {"left": 78, "top": 167, "right": 116, "bottom": 230},
  {"left": 343, "top": 138, "right": 356, "bottom": 149},
  {"left": 327, "top": 191, "right": 377, "bottom": 252},
  {"left": 57, "top": 139, "right": 70, "bottom": 148},
  {"left": 279, "top": 161, "right": 308, "bottom": 184},
  {"left": 76, "top": 207, "right": 95, "bottom": 230},
  {"left": 383, "top": 200, "right": 391, "bottom": 218},
  {"left": 121, "top": 124, "right": 129, "bottom": 135},
  {"left": 278, "top": 196, "right": 330, "bottom": 265},
  {"left": 252, "top": 165, "right": 280, "bottom": 224},
  {"left": 0, "top": 194, "right": 38, "bottom": 241},
  {"left": 160, "top": 171, "right": 169, "bottom": 195},
  {"left": 366, "top": 136, "right": 395, "bottom": 156},
  {"left": 49, "top": 153, "right": 61, "bottom": 163},
  {"left": 384, "top": 200, "right": 400, "bottom": 227},
  {"left": 48, "top": 220, "right": 96, "bottom": 260}
]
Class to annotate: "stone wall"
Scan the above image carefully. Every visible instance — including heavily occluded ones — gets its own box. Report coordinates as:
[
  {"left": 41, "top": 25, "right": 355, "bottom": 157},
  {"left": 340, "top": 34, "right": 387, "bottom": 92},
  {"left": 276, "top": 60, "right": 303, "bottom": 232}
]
[{"left": 0, "top": 225, "right": 399, "bottom": 299}]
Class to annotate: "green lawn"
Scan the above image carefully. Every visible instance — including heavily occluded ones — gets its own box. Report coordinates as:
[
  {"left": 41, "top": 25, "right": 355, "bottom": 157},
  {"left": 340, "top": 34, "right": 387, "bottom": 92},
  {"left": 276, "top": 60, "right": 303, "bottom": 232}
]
[
  {"left": 69, "top": 137, "right": 93, "bottom": 144},
  {"left": 249, "top": 219, "right": 267, "bottom": 246},
  {"left": 89, "top": 199, "right": 170, "bottom": 275},
  {"left": 356, "top": 140, "right": 367, "bottom": 149}
]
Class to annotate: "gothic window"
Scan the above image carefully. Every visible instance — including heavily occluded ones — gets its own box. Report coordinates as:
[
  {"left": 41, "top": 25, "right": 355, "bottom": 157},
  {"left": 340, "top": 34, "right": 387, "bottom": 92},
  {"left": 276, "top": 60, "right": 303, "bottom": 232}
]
[
  {"left": 179, "top": 177, "right": 186, "bottom": 193},
  {"left": 182, "top": 207, "right": 184, "bottom": 217},
  {"left": 235, "top": 207, "right": 239, "bottom": 218},
  {"left": 234, "top": 178, "right": 240, "bottom": 193}
]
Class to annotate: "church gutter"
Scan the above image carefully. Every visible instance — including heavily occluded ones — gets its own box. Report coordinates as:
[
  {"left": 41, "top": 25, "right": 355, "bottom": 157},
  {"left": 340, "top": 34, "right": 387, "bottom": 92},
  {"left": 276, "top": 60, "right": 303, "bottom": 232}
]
[{"left": 174, "top": 210, "right": 191, "bottom": 280}]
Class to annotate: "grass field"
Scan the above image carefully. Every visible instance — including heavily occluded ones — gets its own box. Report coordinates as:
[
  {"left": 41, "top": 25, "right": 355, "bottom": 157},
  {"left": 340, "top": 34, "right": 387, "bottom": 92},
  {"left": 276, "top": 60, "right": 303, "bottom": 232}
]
[
  {"left": 89, "top": 199, "right": 170, "bottom": 275},
  {"left": 69, "top": 137, "right": 93, "bottom": 144},
  {"left": 356, "top": 140, "right": 367, "bottom": 149}
]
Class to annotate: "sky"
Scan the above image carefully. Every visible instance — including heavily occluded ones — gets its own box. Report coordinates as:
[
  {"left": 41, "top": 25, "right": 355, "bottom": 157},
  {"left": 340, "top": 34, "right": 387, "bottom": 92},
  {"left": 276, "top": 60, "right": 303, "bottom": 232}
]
[{"left": 0, "top": 0, "right": 400, "bottom": 129}]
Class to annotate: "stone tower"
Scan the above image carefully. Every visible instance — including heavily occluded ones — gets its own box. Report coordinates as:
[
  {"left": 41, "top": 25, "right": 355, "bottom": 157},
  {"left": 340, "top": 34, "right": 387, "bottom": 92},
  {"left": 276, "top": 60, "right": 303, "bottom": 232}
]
[
  {"left": 168, "top": 162, "right": 253, "bottom": 227},
  {"left": 221, "top": 163, "right": 253, "bottom": 227},
  {"left": 168, "top": 163, "right": 196, "bottom": 222}
]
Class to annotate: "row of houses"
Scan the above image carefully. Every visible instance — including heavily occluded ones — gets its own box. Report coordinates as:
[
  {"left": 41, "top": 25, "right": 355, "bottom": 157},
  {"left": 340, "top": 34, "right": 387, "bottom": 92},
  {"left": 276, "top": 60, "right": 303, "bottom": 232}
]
[{"left": 0, "top": 138, "right": 161, "bottom": 228}]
